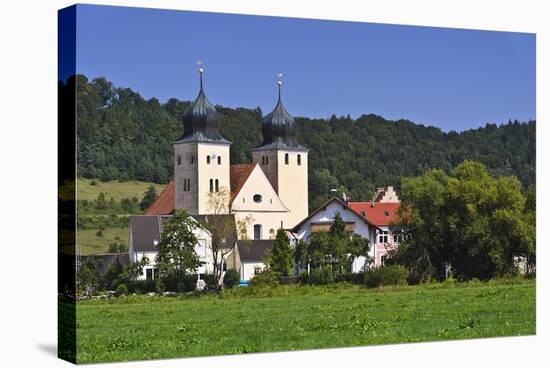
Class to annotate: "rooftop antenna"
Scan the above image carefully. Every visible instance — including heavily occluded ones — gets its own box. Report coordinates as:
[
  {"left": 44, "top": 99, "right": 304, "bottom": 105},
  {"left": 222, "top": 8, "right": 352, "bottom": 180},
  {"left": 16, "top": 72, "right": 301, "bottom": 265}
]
[
  {"left": 277, "top": 72, "right": 283, "bottom": 101},
  {"left": 197, "top": 60, "right": 204, "bottom": 90}
]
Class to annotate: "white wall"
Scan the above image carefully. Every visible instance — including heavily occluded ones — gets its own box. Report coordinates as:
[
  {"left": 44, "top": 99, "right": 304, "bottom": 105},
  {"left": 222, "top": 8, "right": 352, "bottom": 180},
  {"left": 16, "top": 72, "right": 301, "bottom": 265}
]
[
  {"left": 294, "top": 200, "right": 377, "bottom": 272},
  {"left": 240, "top": 261, "right": 267, "bottom": 281}
]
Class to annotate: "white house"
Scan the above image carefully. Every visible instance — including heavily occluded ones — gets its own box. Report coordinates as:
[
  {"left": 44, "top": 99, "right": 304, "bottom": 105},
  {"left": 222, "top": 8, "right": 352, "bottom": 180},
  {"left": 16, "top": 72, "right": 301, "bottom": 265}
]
[
  {"left": 128, "top": 214, "right": 237, "bottom": 280},
  {"left": 292, "top": 197, "right": 379, "bottom": 273}
]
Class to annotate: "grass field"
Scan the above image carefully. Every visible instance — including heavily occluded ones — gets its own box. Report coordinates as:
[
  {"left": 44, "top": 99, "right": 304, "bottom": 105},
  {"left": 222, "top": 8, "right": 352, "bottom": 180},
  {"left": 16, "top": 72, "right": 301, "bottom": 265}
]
[
  {"left": 74, "top": 280, "right": 535, "bottom": 364},
  {"left": 76, "top": 178, "right": 167, "bottom": 202},
  {"left": 77, "top": 227, "right": 129, "bottom": 255}
]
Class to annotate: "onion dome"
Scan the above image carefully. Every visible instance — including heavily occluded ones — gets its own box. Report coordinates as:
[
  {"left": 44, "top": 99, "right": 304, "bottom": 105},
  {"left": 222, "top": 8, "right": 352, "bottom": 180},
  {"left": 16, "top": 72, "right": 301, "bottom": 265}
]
[
  {"left": 253, "top": 77, "right": 307, "bottom": 152},
  {"left": 176, "top": 66, "right": 230, "bottom": 144}
]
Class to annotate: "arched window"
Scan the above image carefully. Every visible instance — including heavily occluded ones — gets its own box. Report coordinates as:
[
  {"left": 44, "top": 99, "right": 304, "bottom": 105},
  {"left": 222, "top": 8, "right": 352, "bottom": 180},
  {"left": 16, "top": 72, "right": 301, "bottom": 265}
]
[
  {"left": 190, "top": 155, "right": 194, "bottom": 164},
  {"left": 218, "top": 156, "right": 221, "bottom": 165},
  {"left": 215, "top": 179, "right": 219, "bottom": 192},
  {"left": 262, "top": 156, "right": 265, "bottom": 165},
  {"left": 266, "top": 156, "right": 269, "bottom": 165},
  {"left": 297, "top": 154, "right": 301, "bottom": 166},
  {"left": 207, "top": 156, "right": 211, "bottom": 164},
  {"left": 285, "top": 153, "right": 289, "bottom": 165},
  {"left": 209, "top": 179, "right": 214, "bottom": 193},
  {"left": 187, "top": 178, "right": 190, "bottom": 191},
  {"left": 177, "top": 156, "right": 181, "bottom": 165},
  {"left": 253, "top": 224, "right": 262, "bottom": 240}
]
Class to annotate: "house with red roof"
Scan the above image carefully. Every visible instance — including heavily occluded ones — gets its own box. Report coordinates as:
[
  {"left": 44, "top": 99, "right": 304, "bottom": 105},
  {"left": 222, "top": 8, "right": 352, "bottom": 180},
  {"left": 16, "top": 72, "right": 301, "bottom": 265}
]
[{"left": 348, "top": 186, "right": 401, "bottom": 267}]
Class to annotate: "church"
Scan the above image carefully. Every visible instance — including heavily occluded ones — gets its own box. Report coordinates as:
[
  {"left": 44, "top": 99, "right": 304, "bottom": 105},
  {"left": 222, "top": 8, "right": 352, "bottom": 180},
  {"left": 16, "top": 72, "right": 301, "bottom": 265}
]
[{"left": 142, "top": 68, "right": 309, "bottom": 239}]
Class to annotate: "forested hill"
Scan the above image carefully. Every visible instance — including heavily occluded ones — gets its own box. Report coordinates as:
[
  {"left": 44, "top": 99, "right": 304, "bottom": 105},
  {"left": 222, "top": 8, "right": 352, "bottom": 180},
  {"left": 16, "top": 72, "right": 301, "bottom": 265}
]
[{"left": 69, "top": 75, "right": 536, "bottom": 208}]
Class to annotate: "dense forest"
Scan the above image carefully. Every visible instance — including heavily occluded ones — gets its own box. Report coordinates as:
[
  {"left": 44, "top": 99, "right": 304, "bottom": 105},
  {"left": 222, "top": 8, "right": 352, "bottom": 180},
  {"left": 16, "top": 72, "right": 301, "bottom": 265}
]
[{"left": 67, "top": 75, "right": 536, "bottom": 209}]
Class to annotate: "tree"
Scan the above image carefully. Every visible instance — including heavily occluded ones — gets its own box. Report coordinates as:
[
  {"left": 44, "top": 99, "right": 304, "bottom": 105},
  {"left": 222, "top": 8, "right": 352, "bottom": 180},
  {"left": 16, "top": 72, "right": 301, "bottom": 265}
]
[
  {"left": 140, "top": 185, "right": 158, "bottom": 211},
  {"left": 269, "top": 228, "right": 294, "bottom": 276},
  {"left": 102, "top": 258, "right": 123, "bottom": 289},
  {"left": 295, "top": 212, "right": 371, "bottom": 277},
  {"left": 77, "top": 258, "right": 100, "bottom": 296},
  {"left": 155, "top": 210, "right": 202, "bottom": 280},
  {"left": 122, "top": 254, "right": 149, "bottom": 282},
  {"left": 390, "top": 160, "right": 536, "bottom": 281},
  {"left": 199, "top": 188, "right": 236, "bottom": 285}
]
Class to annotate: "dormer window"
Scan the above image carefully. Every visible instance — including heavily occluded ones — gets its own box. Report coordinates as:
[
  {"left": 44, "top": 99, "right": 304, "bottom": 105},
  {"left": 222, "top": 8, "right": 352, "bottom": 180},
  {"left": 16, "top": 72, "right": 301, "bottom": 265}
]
[
  {"left": 384, "top": 210, "right": 390, "bottom": 217},
  {"left": 253, "top": 194, "right": 263, "bottom": 203}
]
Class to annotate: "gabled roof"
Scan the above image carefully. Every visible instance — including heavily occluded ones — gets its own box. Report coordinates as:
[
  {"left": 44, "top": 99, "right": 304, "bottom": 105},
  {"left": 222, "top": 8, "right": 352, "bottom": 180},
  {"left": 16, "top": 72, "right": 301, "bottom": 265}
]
[
  {"left": 144, "top": 181, "right": 175, "bottom": 215},
  {"left": 237, "top": 240, "right": 274, "bottom": 263},
  {"left": 230, "top": 163, "right": 256, "bottom": 202},
  {"left": 347, "top": 202, "right": 400, "bottom": 227},
  {"left": 129, "top": 215, "right": 165, "bottom": 252},
  {"left": 292, "top": 197, "right": 378, "bottom": 232}
]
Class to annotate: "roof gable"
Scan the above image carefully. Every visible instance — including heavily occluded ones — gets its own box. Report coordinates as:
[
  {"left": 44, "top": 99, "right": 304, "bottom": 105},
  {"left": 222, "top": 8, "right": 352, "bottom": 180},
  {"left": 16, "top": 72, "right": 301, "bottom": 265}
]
[
  {"left": 231, "top": 165, "right": 288, "bottom": 212},
  {"left": 230, "top": 164, "right": 256, "bottom": 202},
  {"left": 292, "top": 197, "right": 377, "bottom": 232}
]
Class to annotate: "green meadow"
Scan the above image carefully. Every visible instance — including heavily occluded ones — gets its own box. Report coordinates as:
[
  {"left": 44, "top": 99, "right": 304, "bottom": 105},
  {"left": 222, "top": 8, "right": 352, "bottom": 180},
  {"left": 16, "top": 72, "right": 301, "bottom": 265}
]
[
  {"left": 75, "top": 279, "right": 535, "bottom": 364},
  {"left": 76, "top": 178, "right": 166, "bottom": 202}
]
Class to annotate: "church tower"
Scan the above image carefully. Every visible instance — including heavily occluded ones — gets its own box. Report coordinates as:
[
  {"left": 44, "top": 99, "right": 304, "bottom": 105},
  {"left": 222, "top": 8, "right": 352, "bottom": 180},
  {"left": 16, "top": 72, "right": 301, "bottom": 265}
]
[
  {"left": 174, "top": 65, "right": 231, "bottom": 215},
  {"left": 251, "top": 76, "right": 309, "bottom": 227}
]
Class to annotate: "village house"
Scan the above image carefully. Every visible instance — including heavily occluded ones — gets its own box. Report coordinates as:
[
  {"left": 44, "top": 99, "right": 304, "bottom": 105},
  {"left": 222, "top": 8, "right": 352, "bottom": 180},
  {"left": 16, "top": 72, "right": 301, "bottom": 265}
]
[{"left": 348, "top": 186, "right": 401, "bottom": 267}]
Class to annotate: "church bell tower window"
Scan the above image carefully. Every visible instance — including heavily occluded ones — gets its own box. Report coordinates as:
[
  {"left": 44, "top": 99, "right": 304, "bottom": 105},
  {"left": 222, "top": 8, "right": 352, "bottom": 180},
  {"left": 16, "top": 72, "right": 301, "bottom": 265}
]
[{"left": 285, "top": 153, "right": 289, "bottom": 165}]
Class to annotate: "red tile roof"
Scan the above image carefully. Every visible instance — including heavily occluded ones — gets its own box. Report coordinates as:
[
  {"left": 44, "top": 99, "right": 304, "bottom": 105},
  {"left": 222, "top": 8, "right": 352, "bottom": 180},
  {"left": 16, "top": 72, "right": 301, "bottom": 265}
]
[
  {"left": 347, "top": 202, "right": 400, "bottom": 227},
  {"left": 230, "top": 163, "right": 256, "bottom": 202},
  {"left": 143, "top": 181, "right": 175, "bottom": 215},
  {"left": 143, "top": 164, "right": 257, "bottom": 215}
]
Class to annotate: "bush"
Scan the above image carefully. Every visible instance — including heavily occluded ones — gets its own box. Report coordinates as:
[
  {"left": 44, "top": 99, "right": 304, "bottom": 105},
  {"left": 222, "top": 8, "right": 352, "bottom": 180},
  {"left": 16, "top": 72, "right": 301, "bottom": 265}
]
[
  {"left": 204, "top": 274, "right": 218, "bottom": 290},
  {"left": 115, "top": 283, "right": 128, "bottom": 296},
  {"left": 249, "top": 269, "right": 280, "bottom": 287},
  {"left": 129, "top": 280, "right": 156, "bottom": 294},
  {"left": 223, "top": 269, "right": 240, "bottom": 289},
  {"left": 308, "top": 268, "right": 334, "bottom": 285},
  {"left": 364, "top": 265, "right": 408, "bottom": 288},
  {"left": 298, "top": 271, "right": 309, "bottom": 284}
]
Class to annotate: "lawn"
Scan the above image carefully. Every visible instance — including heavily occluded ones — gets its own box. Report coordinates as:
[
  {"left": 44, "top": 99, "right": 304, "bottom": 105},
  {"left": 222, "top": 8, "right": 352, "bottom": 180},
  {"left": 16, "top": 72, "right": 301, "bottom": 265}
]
[
  {"left": 76, "top": 178, "right": 167, "bottom": 202},
  {"left": 77, "top": 227, "right": 129, "bottom": 255},
  {"left": 74, "top": 280, "right": 535, "bottom": 364}
]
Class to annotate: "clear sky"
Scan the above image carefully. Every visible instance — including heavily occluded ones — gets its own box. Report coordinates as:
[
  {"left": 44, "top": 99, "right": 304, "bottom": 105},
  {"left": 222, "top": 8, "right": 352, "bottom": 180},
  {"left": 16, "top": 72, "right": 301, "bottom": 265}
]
[{"left": 72, "top": 4, "right": 535, "bottom": 132}]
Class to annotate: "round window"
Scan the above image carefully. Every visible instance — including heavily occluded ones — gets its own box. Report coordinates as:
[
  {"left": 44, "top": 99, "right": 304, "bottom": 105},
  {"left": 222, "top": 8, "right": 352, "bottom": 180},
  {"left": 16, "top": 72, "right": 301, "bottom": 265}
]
[{"left": 253, "top": 194, "right": 262, "bottom": 203}]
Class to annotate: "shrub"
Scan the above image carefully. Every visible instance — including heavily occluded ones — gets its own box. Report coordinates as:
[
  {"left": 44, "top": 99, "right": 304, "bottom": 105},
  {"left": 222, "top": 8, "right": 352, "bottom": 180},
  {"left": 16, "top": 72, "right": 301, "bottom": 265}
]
[
  {"left": 129, "top": 280, "right": 156, "bottom": 294},
  {"left": 298, "top": 271, "right": 309, "bottom": 284},
  {"left": 308, "top": 268, "right": 334, "bottom": 285},
  {"left": 364, "top": 265, "right": 408, "bottom": 288},
  {"left": 115, "top": 283, "right": 128, "bottom": 296},
  {"left": 249, "top": 269, "right": 280, "bottom": 287},
  {"left": 223, "top": 269, "right": 240, "bottom": 289},
  {"left": 204, "top": 274, "right": 217, "bottom": 290}
]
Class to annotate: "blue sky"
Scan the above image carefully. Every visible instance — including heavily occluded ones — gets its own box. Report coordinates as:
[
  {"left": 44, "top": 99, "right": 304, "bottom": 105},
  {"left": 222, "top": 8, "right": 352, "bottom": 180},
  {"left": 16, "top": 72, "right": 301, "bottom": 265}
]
[{"left": 72, "top": 4, "right": 535, "bottom": 132}]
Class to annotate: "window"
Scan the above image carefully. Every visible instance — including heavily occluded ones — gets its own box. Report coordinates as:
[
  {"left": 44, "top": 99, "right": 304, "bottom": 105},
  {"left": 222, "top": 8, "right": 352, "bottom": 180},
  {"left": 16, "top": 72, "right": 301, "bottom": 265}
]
[
  {"left": 177, "top": 156, "right": 181, "bottom": 165},
  {"left": 381, "top": 256, "right": 387, "bottom": 266},
  {"left": 207, "top": 155, "right": 211, "bottom": 164},
  {"left": 254, "top": 266, "right": 262, "bottom": 275},
  {"left": 218, "top": 156, "right": 221, "bottom": 165},
  {"left": 190, "top": 155, "right": 194, "bottom": 164},
  {"left": 243, "top": 197, "right": 245, "bottom": 203},
  {"left": 215, "top": 179, "right": 219, "bottom": 192},
  {"left": 253, "top": 224, "right": 262, "bottom": 240},
  {"left": 269, "top": 229, "right": 275, "bottom": 239},
  {"left": 394, "top": 235, "right": 400, "bottom": 243},
  {"left": 209, "top": 179, "right": 214, "bottom": 193},
  {"left": 146, "top": 268, "right": 153, "bottom": 281},
  {"left": 183, "top": 178, "right": 188, "bottom": 191},
  {"left": 384, "top": 210, "right": 390, "bottom": 217},
  {"left": 262, "top": 156, "right": 265, "bottom": 165},
  {"left": 266, "top": 156, "right": 269, "bottom": 165},
  {"left": 285, "top": 153, "right": 289, "bottom": 165},
  {"left": 297, "top": 154, "right": 301, "bottom": 165},
  {"left": 253, "top": 194, "right": 262, "bottom": 203},
  {"left": 361, "top": 211, "right": 366, "bottom": 217},
  {"left": 379, "top": 230, "right": 388, "bottom": 243},
  {"left": 187, "top": 178, "right": 190, "bottom": 191}
]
